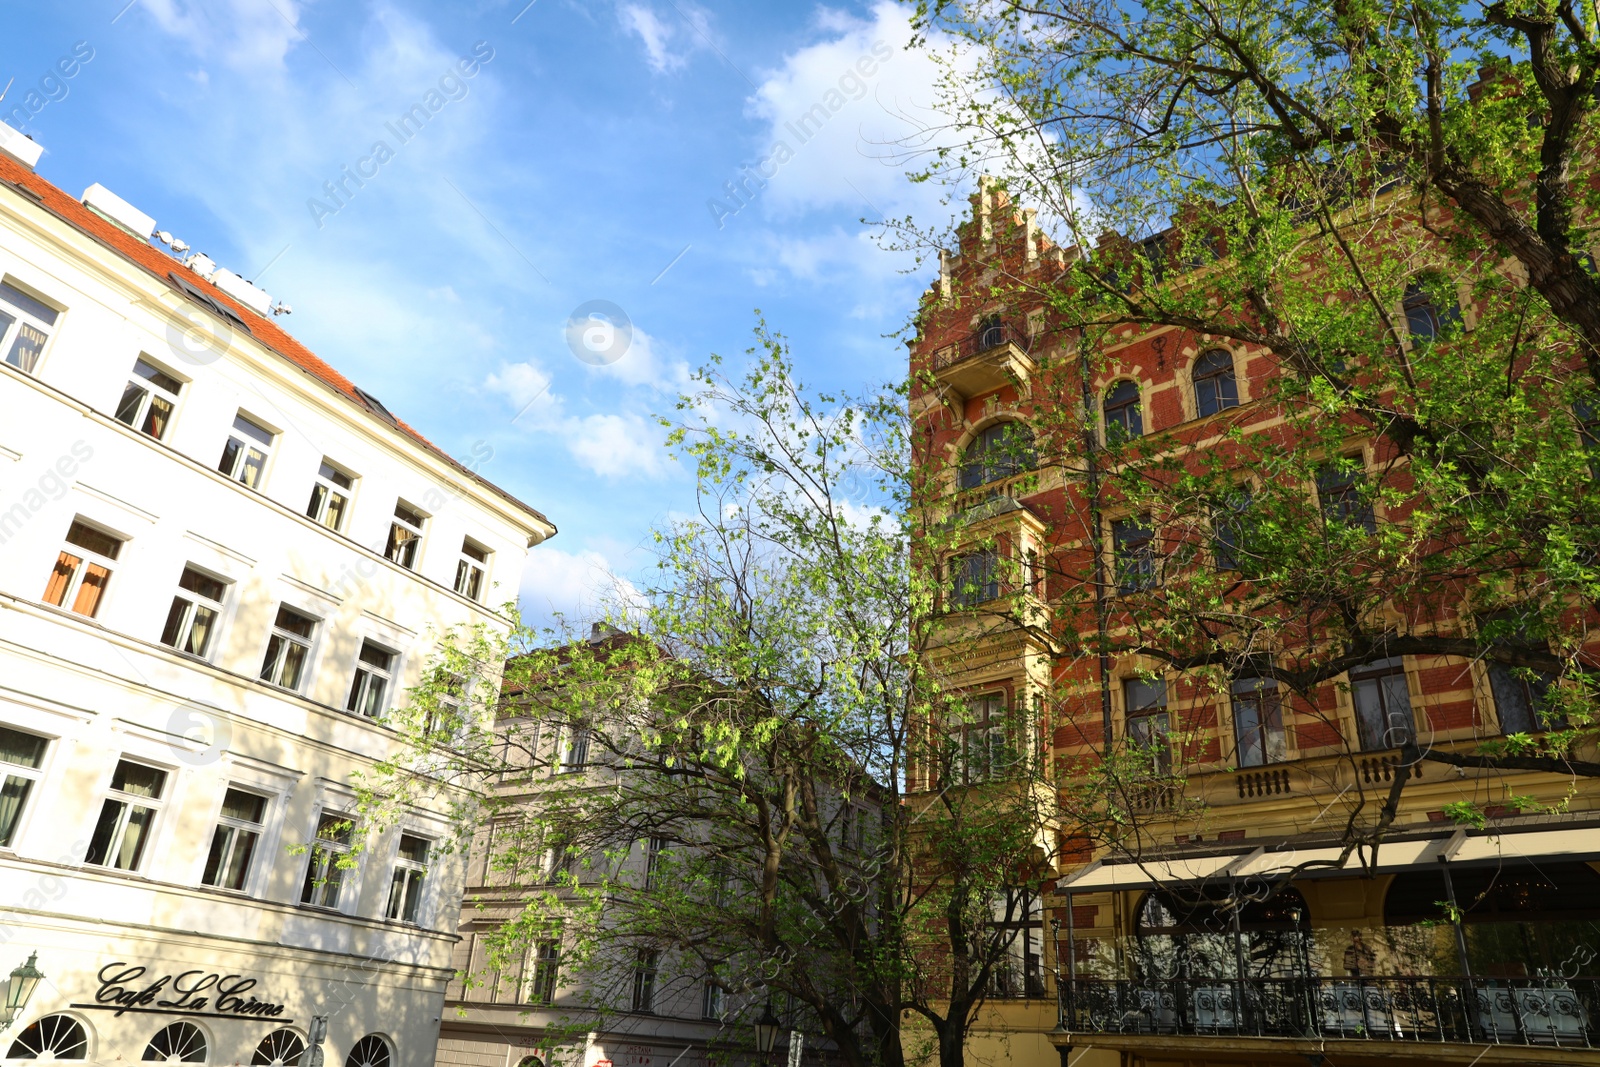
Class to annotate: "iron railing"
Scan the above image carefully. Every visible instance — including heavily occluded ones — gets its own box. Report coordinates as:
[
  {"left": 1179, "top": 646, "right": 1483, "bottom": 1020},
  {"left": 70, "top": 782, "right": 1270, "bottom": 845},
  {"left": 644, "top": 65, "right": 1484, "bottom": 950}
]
[
  {"left": 930, "top": 320, "right": 1029, "bottom": 371},
  {"left": 1060, "top": 976, "right": 1600, "bottom": 1047}
]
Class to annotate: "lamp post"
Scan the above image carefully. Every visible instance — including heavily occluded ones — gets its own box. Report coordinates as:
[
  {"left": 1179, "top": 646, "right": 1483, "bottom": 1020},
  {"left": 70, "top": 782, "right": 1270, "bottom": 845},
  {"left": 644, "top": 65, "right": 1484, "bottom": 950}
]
[
  {"left": 1, "top": 953, "right": 44, "bottom": 1033},
  {"left": 1288, "top": 904, "right": 1314, "bottom": 1034},
  {"left": 753, "top": 1002, "right": 781, "bottom": 1064}
]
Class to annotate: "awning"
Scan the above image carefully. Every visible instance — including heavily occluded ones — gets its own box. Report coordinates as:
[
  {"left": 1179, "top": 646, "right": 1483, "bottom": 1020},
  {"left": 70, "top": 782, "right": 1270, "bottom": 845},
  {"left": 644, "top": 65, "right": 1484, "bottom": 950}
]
[
  {"left": 1450, "top": 826, "right": 1600, "bottom": 866},
  {"left": 1058, "top": 852, "right": 1246, "bottom": 892}
]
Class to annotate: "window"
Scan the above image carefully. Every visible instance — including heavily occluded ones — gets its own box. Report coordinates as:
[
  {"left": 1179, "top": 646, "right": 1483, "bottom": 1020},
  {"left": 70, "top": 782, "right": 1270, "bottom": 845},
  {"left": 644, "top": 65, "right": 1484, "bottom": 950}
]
[
  {"left": 346, "top": 641, "right": 398, "bottom": 718},
  {"left": 1112, "top": 517, "right": 1155, "bottom": 593},
  {"left": 455, "top": 539, "right": 489, "bottom": 600},
  {"left": 1211, "top": 488, "right": 1254, "bottom": 572},
  {"left": 6, "top": 1014, "right": 89, "bottom": 1060},
  {"left": 85, "top": 759, "right": 168, "bottom": 870},
  {"left": 306, "top": 461, "right": 354, "bottom": 532},
  {"left": 1317, "top": 457, "right": 1375, "bottom": 532},
  {"left": 0, "top": 281, "right": 59, "bottom": 374},
  {"left": 958, "top": 422, "right": 1036, "bottom": 490},
  {"left": 529, "top": 931, "right": 561, "bottom": 1005},
  {"left": 631, "top": 950, "right": 659, "bottom": 1013},
  {"left": 0, "top": 725, "right": 48, "bottom": 848},
  {"left": 1489, "top": 658, "right": 1558, "bottom": 735},
  {"left": 251, "top": 1030, "right": 305, "bottom": 1067},
  {"left": 201, "top": 787, "right": 266, "bottom": 891},
  {"left": 142, "top": 1021, "right": 207, "bottom": 1062},
  {"left": 978, "top": 313, "right": 1006, "bottom": 349},
  {"left": 160, "top": 566, "right": 228, "bottom": 658},
  {"left": 1350, "top": 659, "right": 1414, "bottom": 751},
  {"left": 644, "top": 836, "right": 666, "bottom": 891},
  {"left": 1402, "top": 278, "right": 1461, "bottom": 344},
  {"left": 218, "top": 413, "right": 274, "bottom": 489},
  {"left": 950, "top": 549, "right": 1000, "bottom": 608},
  {"left": 1192, "top": 349, "right": 1239, "bottom": 417},
  {"left": 1231, "top": 678, "right": 1287, "bottom": 767},
  {"left": 1123, "top": 677, "right": 1170, "bottom": 775},
  {"left": 260, "top": 606, "right": 317, "bottom": 692},
  {"left": 43, "top": 520, "right": 123, "bottom": 618},
  {"left": 385, "top": 502, "right": 426, "bottom": 569},
  {"left": 702, "top": 975, "right": 724, "bottom": 1020},
  {"left": 113, "top": 359, "right": 182, "bottom": 441},
  {"left": 558, "top": 722, "right": 590, "bottom": 772},
  {"left": 343, "top": 1037, "right": 390, "bottom": 1067},
  {"left": 541, "top": 841, "right": 572, "bottom": 884},
  {"left": 1103, "top": 380, "right": 1143, "bottom": 443},
  {"left": 954, "top": 692, "right": 1013, "bottom": 782},
  {"left": 385, "top": 833, "right": 429, "bottom": 923},
  {"left": 300, "top": 811, "right": 354, "bottom": 909}
]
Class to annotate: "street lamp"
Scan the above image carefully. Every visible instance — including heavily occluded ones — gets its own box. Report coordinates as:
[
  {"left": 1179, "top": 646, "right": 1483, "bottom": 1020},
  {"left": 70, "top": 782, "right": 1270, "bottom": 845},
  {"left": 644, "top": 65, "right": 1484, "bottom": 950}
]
[
  {"left": 1, "top": 953, "right": 44, "bottom": 1032},
  {"left": 753, "top": 1002, "right": 781, "bottom": 1062}
]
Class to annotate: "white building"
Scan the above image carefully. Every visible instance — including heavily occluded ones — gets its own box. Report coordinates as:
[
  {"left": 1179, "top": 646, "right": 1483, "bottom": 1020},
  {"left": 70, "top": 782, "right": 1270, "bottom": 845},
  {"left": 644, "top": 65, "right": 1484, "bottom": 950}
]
[{"left": 0, "top": 128, "right": 555, "bottom": 1067}]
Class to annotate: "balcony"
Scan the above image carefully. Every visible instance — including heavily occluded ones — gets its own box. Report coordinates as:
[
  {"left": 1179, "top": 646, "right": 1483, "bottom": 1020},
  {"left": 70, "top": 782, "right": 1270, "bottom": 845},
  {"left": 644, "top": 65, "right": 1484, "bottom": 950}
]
[
  {"left": 928, "top": 320, "right": 1037, "bottom": 402},
  {"left": 1060, "top": 975, "right": 1599, "bottom": 1049}
]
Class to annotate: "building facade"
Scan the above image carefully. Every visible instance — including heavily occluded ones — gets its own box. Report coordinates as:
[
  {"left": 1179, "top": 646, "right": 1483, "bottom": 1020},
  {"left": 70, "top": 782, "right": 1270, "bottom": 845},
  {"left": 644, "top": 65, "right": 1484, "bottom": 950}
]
[
  {"left": 909, "top": 182, "right": 1600, "bottom": 1067},
  {"left": 0, "top": 129, "right": 554, "bottom": 1067}
]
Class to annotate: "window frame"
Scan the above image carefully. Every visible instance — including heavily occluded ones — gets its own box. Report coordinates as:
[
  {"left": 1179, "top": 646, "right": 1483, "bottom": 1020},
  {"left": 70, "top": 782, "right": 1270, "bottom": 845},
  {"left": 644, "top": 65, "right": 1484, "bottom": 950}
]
[
  {"left": 454, "top": 538, "right": 490, "bottom": 601},
  {"left": 160, "top": 564, "right": 230, "bottom": 660},
  {"left": 957, "top": 421, "right": 1037, "bottom": 490},
  {"left": 529, "top": 930, "right": 562, "bottom": 1005},
  {"left": 218, "top": 412, "right": 276, "bottom": 490},
  {"left": 1103, "top": 379, "right": 1144, "bottom": 444},
  {"left": 113, "top": 357, "right": 184, "bottom": 442},
  {"left": 84, "top": 757, "right": 170, "bottom": 872},
  {"left": 200, "top": 785, "right": 269, "bottom": 893},
  {"left": 43, "top": 519, "right": 125, "bottom": 619},
  {"left": 300, "top": 810, "right": 356, "bottom": 910},
  {"left": 953, "top": 691, "right": 1013, "bottom": 783},
  {"left": 0, "top": 724, "right": 51, "bottom": 850},
  {"left": 385, "top": 502, "right": 427, "bottom": 570},
  {"left": 385, "top": 832, "right": 430, "bottom": 924},
  {"left": 1231, "top": 677, "right": 1288, "bottom": 768},
  {"left": 1191, "top": 348, "right": 1240, "bottom": 418},
  {"left": 557, "top": 722, "right": 591, "bottom": 773},
  {"left": 260, "top": 605, "right": 319, "bottom": 693},
  {"left": 306, "top": 460, "right": 356, "bottom": 533},
  {"left": 1316, "top": 455, "right": 1376, "bottom": 533},
  {"left": 1401, "top": 277, "right": 1463, "bottom": 346},
  {"left": 1111, "top": 517, "right": 1156, "bottom": 593},
  {"left": 1122, "top": 676, "right": 1171, "bottom": 776},
  {"left": 0, "top": 279, "right": 62, "bottom": 375},
  {"left": 346, "top": 639, "right": 399, "bottom": 719},
  {"left": 1349, "top": 658, "right": 1415, "bottom": 751},
  {"left": 631, "top": 949, "right": 659, "bottom": 1013},
  {"left": 949, "top": 549, "right": 1001, "bottom": 609}
]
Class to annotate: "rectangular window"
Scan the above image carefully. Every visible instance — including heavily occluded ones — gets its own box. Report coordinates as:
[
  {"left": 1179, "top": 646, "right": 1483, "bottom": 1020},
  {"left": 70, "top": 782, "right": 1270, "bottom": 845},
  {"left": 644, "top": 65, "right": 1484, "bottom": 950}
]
[
  {"left": 0, "top": 725, "right": 48, "bottom": 849},
  {"left": 346, "top": 640, "right": 397, "bottom": 718},
  {"left": 529, "top": 932, "right": 561, "bottom": 1005},
  {"left": 306, "top": 461, "right": 354, "bottom": 532},
  {"left": 956, "top": 692, "right": 1012, "bottom": 782},
  {"left": 1350, "top": 659, "right": 1414, "bottom": 751},
  {"left": 113, "top": 358, "right": 182, "bottom": 441},
  {"left": 631, "top": 950, "right": 658, "bottom": 1013},
  {"left": 160, "top": 565, "right": 228, "bottom": 658},
  {"left": 950, "top": 550, "right": 999, "bottom": 609},
  {"left": 85, "top": 759, "right": 167, "bottom": 870},
  {"left": 201, "top": 787, "right": 267, "bottom": 891},
  {"left": 260, "top": 605, "right": 317, "bottom": 692},
  {"left": 385, "top": 833, "right": 429, "bottom": 923},
  {"left": 454, "top": 539, "right": 489, "bottom": 600},
  {"left": 1231, "top": 678, "right": 1287, "bottom": 767},
  {"left": 644, "top": 836, "right": 666, "bottom": 891},
  {"left": 702, "top": 976, "right": 724, "bottom": 1021},
  {"left": 218, "top": 413, "right": 274, "bottom": 489},
  {"left": 558, "top": 723, "right": 590, "bottom": 772},
  {"left": 1112, "top": 518, "right": 1156, "bottom": 593},
  {"left": 1317, "top": 458, "right": 1375, "bottom": 533},
  {"left": 1123, "top": 677, "right": 1171, "bottom": 775},
  {"left": 43, "top": 520, "right": 123, "bottom": 619},
  {"left": 300, "top": 811, "right": 354, "bottom": 909},
  {"left": 1211, "top": 489, "right": 1253, "bottom": 572},
  {"left": 385, "top": 502, "right": 426, "bottom": 569},
  {"left": 0, "top": 281, "right": 59, "bottom": 374}
]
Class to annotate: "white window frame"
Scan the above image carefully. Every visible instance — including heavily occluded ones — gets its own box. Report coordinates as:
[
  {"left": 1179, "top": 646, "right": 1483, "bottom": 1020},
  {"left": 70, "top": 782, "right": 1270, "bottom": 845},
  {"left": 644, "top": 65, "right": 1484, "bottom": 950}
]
[
  {"left": 0, "top": 279, "right": 61, "bottom": 374},
  {"left": 556, "top": 722, "right": 590, "bottom": 773},
  {"left": 300, "top": 809, "right": 356, "bottom": 910},
  {"left": 454, "top": 539, "right": 490, "bottom": 600},
  {"left": 84, "top": 758, "right": 170, "bottom": 872},
  {"left": 346, "top": 639, "right": 399, "bottom": 719},
  {"left": 306, "top": 460, "right": 356, "bottom": 532},
  {"left": 160, "top": 564, "right": 230, "bottom": 660},
  {"left": 42, "top": 519, "right": 125, "bottom": 619},
  {"left": 0, "top": 723, "right": 51, "bottom": 850},
  {"left": 113, "top": 357, "right": 184, "bottom": 441},
  {"left": 385, "top": 502, "right": 426, "bottom": 570},
  {"left": 260, "top": 604, "right": 320, "bottom": 693},
  {"left": 384, "top": 833, "right": 430, "bottom": 923},
  {"left": 200, "top": 785, "right": 269, "bottom": 893},
  {"left": 529, "top": 931, "right": 561, "bottom": 1005},
  {"left": 218, "top": 412, "right": 275, "bottom": 489}
]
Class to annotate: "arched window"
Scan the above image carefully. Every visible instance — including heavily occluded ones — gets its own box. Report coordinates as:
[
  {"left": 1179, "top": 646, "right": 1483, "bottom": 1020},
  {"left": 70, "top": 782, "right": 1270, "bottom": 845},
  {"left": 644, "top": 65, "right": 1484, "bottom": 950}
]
[
  {"left": 7, "top": 1015, "right": 89, "bottom": 1060},
  {"left": 1192, "top": 350, "right": 1238, "bottom": 418},
  {"left": 958, "top": 422, "right": 1036, "bottom": 490},
  {"left": 252, "top": 1030, "right": 306, "bottom": 1067},
  {"left": 1402, "top": 277, "right": 1462, "bottom": 344},
  {"left": 143, "top": 1022, "right": 207, "bottom": 1063},
  {"left": 1103, "top": 380, "right": 1143, "bottom": 443},
  {"left": 515, "top": 1058, "right": 545, "bottom": 1067},
  {"left": 343, "top": 1037, "right": 391, "bottom": 1067}
]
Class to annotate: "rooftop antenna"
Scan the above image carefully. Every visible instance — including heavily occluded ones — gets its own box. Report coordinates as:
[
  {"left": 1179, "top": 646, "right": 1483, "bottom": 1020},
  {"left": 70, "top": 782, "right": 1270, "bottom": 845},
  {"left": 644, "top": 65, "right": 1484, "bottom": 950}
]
[{"left": 0, "top": 78, "right": 12, "bottom": 105}]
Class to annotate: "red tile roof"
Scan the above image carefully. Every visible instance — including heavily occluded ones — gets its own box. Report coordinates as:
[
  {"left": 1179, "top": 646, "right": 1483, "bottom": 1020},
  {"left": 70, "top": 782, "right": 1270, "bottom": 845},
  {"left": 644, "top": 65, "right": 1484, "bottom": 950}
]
[{"left": 0, "top": 152, "right": 554, "bottom": 538}]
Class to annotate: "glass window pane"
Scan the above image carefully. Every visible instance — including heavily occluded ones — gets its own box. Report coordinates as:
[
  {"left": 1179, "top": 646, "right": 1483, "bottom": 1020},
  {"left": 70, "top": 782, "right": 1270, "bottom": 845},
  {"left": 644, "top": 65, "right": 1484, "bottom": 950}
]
[
  {"left": 43, "top": 553, "right": 79, "bottom": 606},
  {"left": 220, "top": 830, "right": 257, "bottom": 890},
  {"left": 7, "top": 322, "right": 49, "bottom": 372},
  {"left": 66, "top": 521, "right": 121, "bottom": 559},
  {"left": 279, "top": 640, "right": 307, "bottom": 690},
  {"left": 143, "top": 394, "right": 175, "bottom": 439},
  {"left": 178, "top": 566, "right": 226, "bottom": 602},
  {"left": 1, "top": 282, "right": 60, "bottom": 325},
  {"left": 399, "top": 834, "right": 429, "bottom": 863},
  {"left": 0, "top": 726, "right": 48, "bottom": 768},
  {"left": 184, "top": 605, "right": 217, "bottom": 656},
  {"left": 323, "top": 492, "right": 347, "bottom": 531},
  {"left": 160, "top": 597, "right": 191, "bottom": 648},
  {"left": 202, "top": 824, "right": 236, "bottom": 886},
  {"left": 219, "top": 437, "right": 243, "bottom": 477},
  {"left": 232, "top": 415, "right": 273, "bottom": 446},
  {"left": 85, "top": 798, "right": 124, "bottom": 865},
  {"left": 72, "top": 563, "right": 111, "bottom": 617},
  {"left": 274, "top": 607, "right": 316, "bottom": 638},
  {"left": 0, "top": 775, "right": 34, "bottom": 847},
  {"left": 117, "top": 805, "right": 155, "bottom": 868},
  {"left": 133, "top": 359, "right": 183, "bottom": 393},
  {"left": 114, "top": 382, "right": 147, "bottom": 427},
  {"left": 111, "top": 760, "right": 167, "bottom": 798},
  {"left": 239, "top": 447, "right": 267, "bottom": 488},
  {"left": 221, "top": 788, "right": 267, "bottom": 823}
]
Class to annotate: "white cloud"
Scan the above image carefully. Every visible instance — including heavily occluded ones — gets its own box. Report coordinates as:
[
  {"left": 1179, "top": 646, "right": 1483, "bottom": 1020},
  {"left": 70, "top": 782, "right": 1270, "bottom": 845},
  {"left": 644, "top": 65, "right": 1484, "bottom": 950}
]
[
  {"left": 566, "top": 413, "right": 672, "bottom": 478},
  {"left": 619, "top": 2, "right": 712, "bottom": 74},
  {"left": 518, "top": 545, "right": 643, "bottom": 629},
  {"left": 588, "top": 325, "right": 690, "bottom": 392},
  {"left": 139, "top": 0, "right": 306, "bottom": 71}
]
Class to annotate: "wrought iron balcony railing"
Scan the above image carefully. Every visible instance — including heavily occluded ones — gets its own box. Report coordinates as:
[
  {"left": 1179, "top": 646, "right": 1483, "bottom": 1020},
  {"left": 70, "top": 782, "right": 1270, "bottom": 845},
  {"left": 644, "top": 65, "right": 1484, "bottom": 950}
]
[
  {"left": 930, "top": 320, "right": 1030, "bottom": 372},
  {"left": 1060, "top": 975, "right": 1599, "bottom": 1048}
]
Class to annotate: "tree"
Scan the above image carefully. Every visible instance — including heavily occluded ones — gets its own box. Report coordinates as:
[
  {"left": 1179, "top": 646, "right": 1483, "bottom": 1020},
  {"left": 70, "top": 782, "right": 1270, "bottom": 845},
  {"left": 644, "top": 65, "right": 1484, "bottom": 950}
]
[
  {"left": 366, "top": 327, "right": 1055, "bottom": 1067},
  {"left": 893, "top": 0, "right": 1600, "bottom": 858}
]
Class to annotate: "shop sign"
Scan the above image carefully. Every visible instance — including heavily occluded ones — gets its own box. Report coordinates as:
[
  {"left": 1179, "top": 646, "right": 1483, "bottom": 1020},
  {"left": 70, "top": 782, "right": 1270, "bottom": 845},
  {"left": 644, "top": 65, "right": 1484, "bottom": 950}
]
[{"left": 70, "top": 963, "right": 292, "bottom": 1022}]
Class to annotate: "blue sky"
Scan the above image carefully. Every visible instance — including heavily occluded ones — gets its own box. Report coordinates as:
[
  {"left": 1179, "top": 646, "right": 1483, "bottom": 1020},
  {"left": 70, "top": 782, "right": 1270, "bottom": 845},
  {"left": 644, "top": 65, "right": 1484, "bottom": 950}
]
[{"left": 2, "top": 0, "right": 965, "bottom": 624}]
